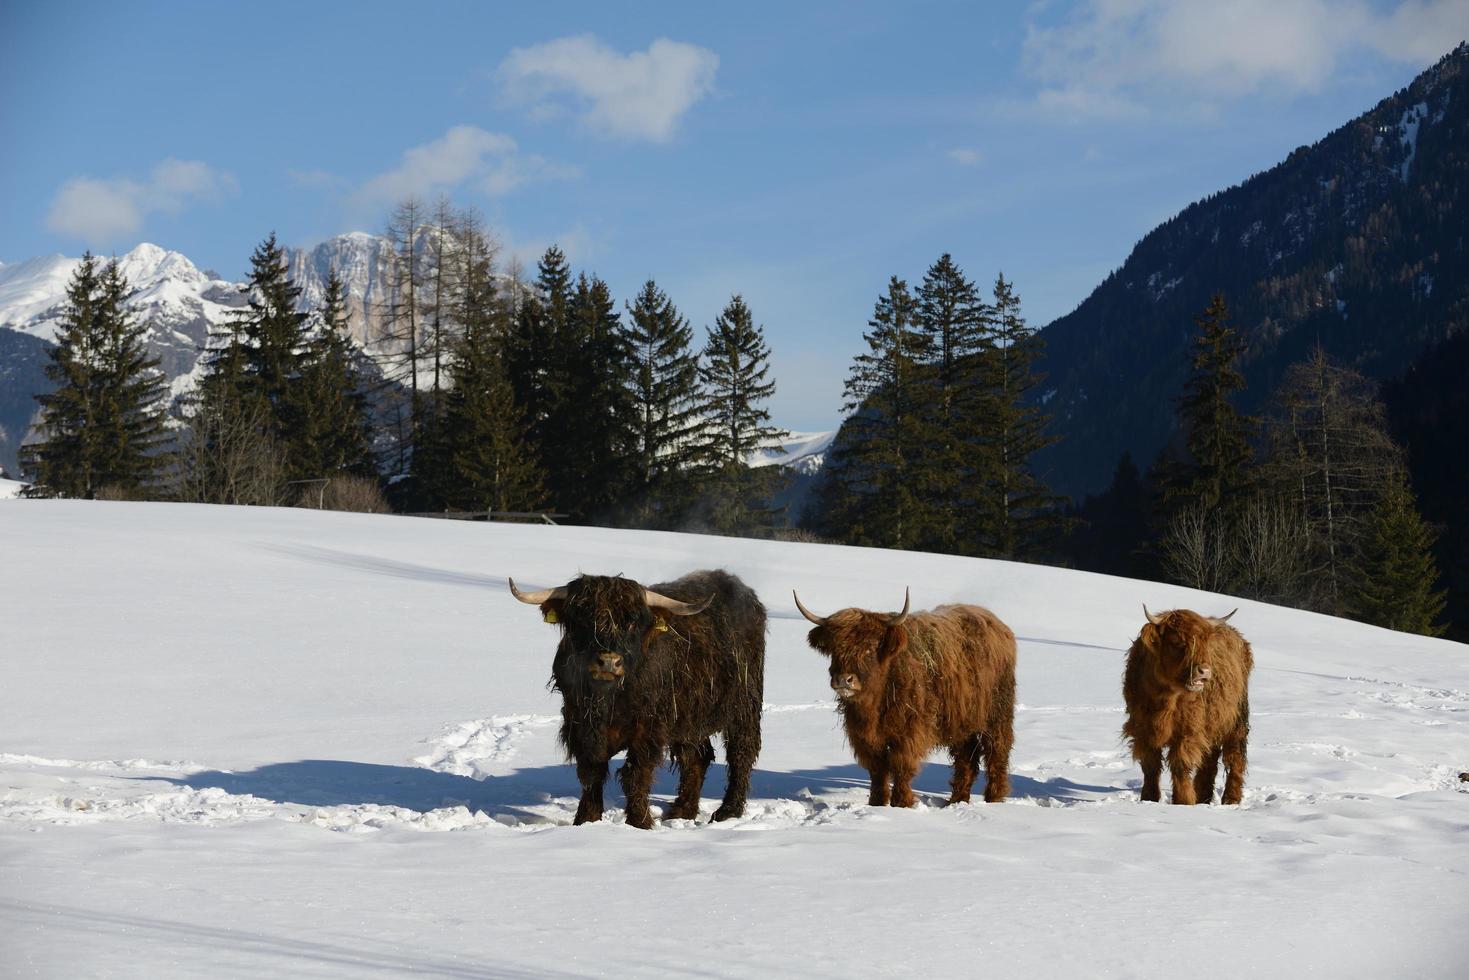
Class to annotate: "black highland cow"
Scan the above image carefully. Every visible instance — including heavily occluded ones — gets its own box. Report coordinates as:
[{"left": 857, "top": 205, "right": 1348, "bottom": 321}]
[{"left": 509, "top": 570, "right": 766, "bottom": 829}]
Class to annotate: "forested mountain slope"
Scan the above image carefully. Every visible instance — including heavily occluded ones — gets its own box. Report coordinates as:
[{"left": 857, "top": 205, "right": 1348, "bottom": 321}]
[{"left": 1039, "top": 44, "right": 1469, "bottom": 498}]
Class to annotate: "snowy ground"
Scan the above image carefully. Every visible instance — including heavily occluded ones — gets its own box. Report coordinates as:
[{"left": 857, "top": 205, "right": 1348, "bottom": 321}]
[{"left": 2, "top": 501, "right": 1466, "bottom": 978}]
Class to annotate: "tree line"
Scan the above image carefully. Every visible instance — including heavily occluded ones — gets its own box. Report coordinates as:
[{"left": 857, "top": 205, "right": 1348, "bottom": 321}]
[{"left": 21, "top": 198, "right": 788, "bottom": 536}]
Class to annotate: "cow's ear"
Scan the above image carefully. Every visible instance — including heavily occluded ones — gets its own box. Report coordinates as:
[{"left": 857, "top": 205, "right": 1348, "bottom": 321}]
[
  {"left": 641, "top": 612, "right": 673, "bottom": 651},
  {"left": 539, "top": 599, "right": 566, "bottom": 625},
  {"left": 1138, "top": 622, "right": 1158, "bottom": 650},
  {"left": 878, "top": 625, "right": 908, "bottom": 662}
]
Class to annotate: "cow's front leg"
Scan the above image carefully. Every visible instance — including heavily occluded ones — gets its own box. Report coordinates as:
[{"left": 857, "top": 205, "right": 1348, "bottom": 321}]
[
  {"left": 1168, "top": 746, "right": 1198, "bottom": 805},
  {"left": 864, "top": 755, "right": 891, "bottom": 806},
  {"left": 574, "top": 757, "right": 608, "bottom": 824},
  {"left": 618, "top": 744, "right": 662, "bottom": 830},
  {"left": 1137, "top": 746, "right": 1163, "bottom": 803},
  {"left": 889, "top": 745, "right": 921, "bottom": 808}
]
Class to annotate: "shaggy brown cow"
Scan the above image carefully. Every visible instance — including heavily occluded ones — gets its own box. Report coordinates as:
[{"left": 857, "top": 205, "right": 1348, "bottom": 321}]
[
  {"left": 797, "top": 590, "right": 1016, "bottom": 807},
  {"left": 1123, "top": 605, "right": 1253, "bottom": 805},
  {"left": 510, "top": 570, "right": 765, "bottom": 829}
]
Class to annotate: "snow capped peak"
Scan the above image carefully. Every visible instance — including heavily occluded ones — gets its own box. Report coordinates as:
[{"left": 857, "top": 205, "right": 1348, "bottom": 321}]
[
  {"left": 0, "top": 254, "right": 84, "bottom": 329},
  {"left": 749, "top": 430, "right": 836, "bottom": 474},
  {"left": 114, "top": 243, "right": 207, "bottom": 288}
]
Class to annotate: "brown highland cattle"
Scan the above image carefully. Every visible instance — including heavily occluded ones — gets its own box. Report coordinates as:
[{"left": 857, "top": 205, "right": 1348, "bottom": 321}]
[
  {"left": 1123, "top": 605, "right": 1253, "bottom": 805},
  {"left": 796, "top": 589, "right": 1016, "bottom": 807}
]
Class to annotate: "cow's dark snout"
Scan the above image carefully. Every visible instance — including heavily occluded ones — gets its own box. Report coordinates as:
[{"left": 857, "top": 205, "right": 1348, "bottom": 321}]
[
  {"left": 831, "top": 673, "right": 860, "bottom": 698},
  {"left": 589, "top": 652, "right": 626, "bottom": 681}
]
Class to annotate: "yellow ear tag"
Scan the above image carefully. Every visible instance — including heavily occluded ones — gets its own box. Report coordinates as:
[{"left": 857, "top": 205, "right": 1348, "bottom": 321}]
[
  {"left": 543, "top": 610, "right": 559, "bottom": 624},
  {"left": 653, "top": 619, "right": 669, "bottom": 633}
]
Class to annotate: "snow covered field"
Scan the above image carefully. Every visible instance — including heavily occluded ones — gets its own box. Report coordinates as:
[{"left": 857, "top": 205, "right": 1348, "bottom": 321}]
[{"left": 2, "top": 501, "right": 1466, "bottom": 978}]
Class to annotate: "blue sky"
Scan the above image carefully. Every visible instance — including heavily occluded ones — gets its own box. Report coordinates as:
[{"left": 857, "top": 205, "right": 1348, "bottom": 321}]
[{"left": 2, "top": 1, "right": 1462, "bottom": 430}]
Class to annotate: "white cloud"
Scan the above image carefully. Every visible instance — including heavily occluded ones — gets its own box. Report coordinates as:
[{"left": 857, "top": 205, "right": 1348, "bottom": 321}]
[
  {"left": 46, "top": 159, "right": 237, "bottom": 244},
  {"left": 948, "top": 147, "right": 984, "bottom": 166},
  {"left": 1022, "top": 0, "right": 1469, "bottom": 119},
  {"left": 353, "top": 126, "right": 577, "bottom": 209},
  {"left": 497, "top": 35, "right": 719, "bottom": 141}
]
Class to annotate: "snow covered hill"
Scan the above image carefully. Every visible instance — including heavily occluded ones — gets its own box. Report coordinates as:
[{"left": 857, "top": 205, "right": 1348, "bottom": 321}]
[{"left": 1, "top": 500, "right": 1465, "bottom": 977}]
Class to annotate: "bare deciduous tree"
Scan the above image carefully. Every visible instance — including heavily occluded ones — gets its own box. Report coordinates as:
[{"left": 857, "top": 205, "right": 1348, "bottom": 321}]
[
  {"left": 172, "top": 399, "right": 284, "bottom": 506},
  {"left": 1230, "top": 492, "right": 1313, "bottom": 605},
  {"left": 1161, "top": 502, "right": 1232, "bottom": 593},
  {"left": 1262, "top": 346, "right": 1401, "bottom": 612}
]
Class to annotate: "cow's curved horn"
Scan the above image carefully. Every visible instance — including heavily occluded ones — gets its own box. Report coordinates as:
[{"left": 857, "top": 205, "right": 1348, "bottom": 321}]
[
  {"left": 1143, "top": 603, "right": 1164, "bottom": 625},
  {"left": 509, "top": 578, "right": 565, "bottom": 605},
  {"left": 1209, "top": 608, "right": 1238, "bottom": 626},
  {"left": 644, "top": 589, "right": 713, "bottom": 617},
  {"left": 888, "top": 588, "right": 911, "bottom": 627},
  {"left": 792, "top": 591, "right": 827, "bottom": 626}
]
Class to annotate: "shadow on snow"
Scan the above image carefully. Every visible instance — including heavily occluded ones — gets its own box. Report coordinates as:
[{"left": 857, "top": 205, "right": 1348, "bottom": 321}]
[{"left": 152, "top": 757, "right": 1122, "bottom": 825}]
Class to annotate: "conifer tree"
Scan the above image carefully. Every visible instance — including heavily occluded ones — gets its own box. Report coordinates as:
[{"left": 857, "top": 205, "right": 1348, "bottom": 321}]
[
  {"left": 548, "top": 273, "right": 638, "bottom": 521},
  {"left": 505, "top": 246, "right": 572, "bottom": 483},
  {"left": 1166, "top": 293, "right": 1256, "bottom": 512},
  {"left": 624, "top": 280, "right": 702, "bottom": 527},
  {"left": 226, "top": 232, "right": 313, "bottom": 479},
  {"left": 980, "top": 273, "right": 1062, "bottom": 558},
  {"left": 915, "top": 254, "right": 992, "bottom": 553},
  {"left": 298, "top": 271, "right": 375, "bottom": 479},
  {"left": 1344, "top": 471, "right": 1448, "bottom": 636},
  {"left": 440, "top": 316, "right": 543, "bottom": 513},
  {"left": 693, "top": 295, "right": 785, "bottom": 534},
  {"left": 25, "top": 254, "right": 169, "bottom": 497},
  {"left": 824, "top": 276, "right": 932, "bottom": 549}
]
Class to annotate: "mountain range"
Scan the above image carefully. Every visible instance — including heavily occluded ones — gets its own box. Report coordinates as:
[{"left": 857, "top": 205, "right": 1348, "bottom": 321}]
[{"left": 0, "top": 233, "right": 416, "bottom": 475}]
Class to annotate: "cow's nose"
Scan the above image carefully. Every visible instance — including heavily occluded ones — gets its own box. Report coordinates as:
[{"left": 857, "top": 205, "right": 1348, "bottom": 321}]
[
  {"left": 600, "top": 653, "right": 623, "bottom": 669},
  {"left": 832, "top": 674, "right": 857, "bottom": 690},
  {"left": 1197, "top": 666, "right": 1212, "bottom": 680}
]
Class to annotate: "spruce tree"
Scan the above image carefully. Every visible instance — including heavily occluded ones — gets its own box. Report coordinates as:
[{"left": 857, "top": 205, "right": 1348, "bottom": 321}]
[
  {"left": 441, "top": 315, "right": 543, "bottom": 513},
  {"left": 227, "top": 233, "right": 313, "bottom": 479},
  {"left": 505, "top": 246, "right": 572, "bottom": 489},
  {"left": 26, "top": 253, "right": 103, "bottom": 496},
  {"left": 1345, "top": 471, "right": 1448, "bottom": 636},
  {"left": 1167, "top": 293, "right": 1255, "bottom": 512},
  {"left": 25, "top": 254, "right": 169, "bottom": 497},
  {"left": 824, "top": 276, "right": 932, "bottom": 549},
  {"left": 298, "top": 271, "right": 375, "bottom": 480},
  {"left": 981, "top": 273, "right": 1062, "bottom": 559},
  {"left": 624, "top": 279, "right": 703, "bottom": 527},
  {"left": 915, "top": 254, "right": 992, "bottom": 553},
  {"left": 548, "top": 273, "right": 638, "bottom": 521},
  {"left": 693, "top": 295, "right": 786, "bottom": 534}
]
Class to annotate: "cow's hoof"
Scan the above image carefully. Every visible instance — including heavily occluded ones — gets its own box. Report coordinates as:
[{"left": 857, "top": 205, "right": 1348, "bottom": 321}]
[
  {"left": 711, "top": 804, "right": 743, "bottom": 822},
  {"left": 625, "top": 812, "right": 655, "bottom": 830}
]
